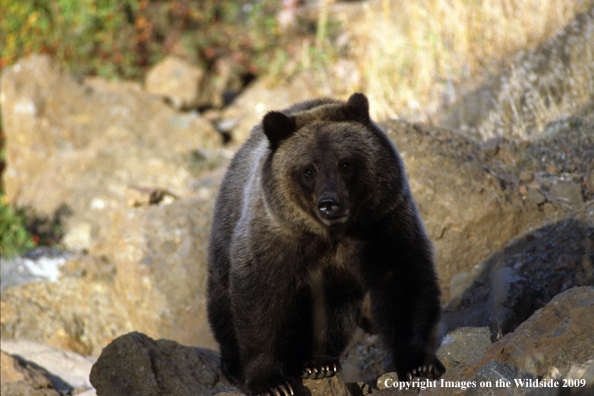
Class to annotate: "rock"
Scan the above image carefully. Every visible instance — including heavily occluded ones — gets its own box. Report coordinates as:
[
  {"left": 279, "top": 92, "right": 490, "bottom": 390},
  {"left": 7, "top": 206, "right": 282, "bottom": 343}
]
[
  {"left": 420, "top": 286, "right": 594, "bottom": 396},
  {"left": 489, "top": 267, "right": 533, "bottom": 336},
  {"left": 555, "top": 253, "right": 580, "bottom": 271},
  {"left": 145, "top": 55, "right": 205, "bottom": 110},
  {"left": 518, "top": 172, "right": 534, "bottom": 183},
  {"left": 0, "top": 382, "right": 61, "bottom": 396},
  {"left": 1, "top": 339, "right": 96, "bottom": 395},
  {"left": 0, "top": 350, "right": 60, "bottom": 396},
  {"left": 377, "top": 373, "right": 399, "bottom": 390},
  {"left": 94, "top": 196, "right": 218, "bottom": 349},
  {"left": 1, "top": 54, "right": 221, "bottom": 253},
  {"left": 1, "top": 278, "right": 135, "bottom": 356},
  {"left": 1, "top": 351, "right": 53, "bottom": 388},
  {"left": 89, "top": 332, "right": 234, "bottom": 396},
  {"left": 0, "top": 248, "right": 72, "bottom": 291},
  {"left": 450, "top": 272, "right": 472, "bottom": 300},
  {"left": 480, "top": 137, "right": 503, "bottom": 157},
  {"left": 62, "top": 222, "right": 93, "bottom": 251},
  {"left": 219, "top": 76, "right": 319, "bottom": 145},
  {"left": 467, "top": 360, "right": 535, "bottom": 396},
  {"left": 2, "top": 194, "right": 222, "bottom": 354},
  {"left": 383, "top": 120, "right": 553, "bottom": 300},
  {"left": 1, "top": 54, "right": 225, "bottom": 351},
  {"left": 442, "top": 217, "right": 594, "bottom": 336},
  {"left": 340, "top": 331, "right": 389, "bottom": 383},
  {"left": 546, "top": 164, "right": 561, "bottom": 174},
  {"left": 586, "top": 171, "right": 594, "bottom": 193},
  {"left": 525, "top": 188, "right": 546, "bottom": 205},
  {"left": 550, "top": 181, "right": 584, "bottom": 208},
  {"left": 303, "top": 376, "right": 351, "bottom": 396},
  {"left": 90, "top": 331, "right": 356, "bottom": 396},
  {"left": 437, "top": 327, "right": 492, "bottom": 370}
]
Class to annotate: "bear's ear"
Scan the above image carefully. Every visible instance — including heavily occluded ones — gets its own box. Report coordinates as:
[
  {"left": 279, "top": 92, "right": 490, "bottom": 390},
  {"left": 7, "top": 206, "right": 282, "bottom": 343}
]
[
  {"left": 262, "top": 111, "right": 296, "bottom": 149},
  {"left": 345, "top": 93, "right": 370, "bottom": 124}
]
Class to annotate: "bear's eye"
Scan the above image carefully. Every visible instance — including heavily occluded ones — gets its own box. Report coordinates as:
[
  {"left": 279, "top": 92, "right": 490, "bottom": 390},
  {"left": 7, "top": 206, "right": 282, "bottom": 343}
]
[
  {"left": 339, "top": 160, "right": 353, "bottom": 171},
  {"left": 303, "top": 166, "right": 315, "bottom": 178}
]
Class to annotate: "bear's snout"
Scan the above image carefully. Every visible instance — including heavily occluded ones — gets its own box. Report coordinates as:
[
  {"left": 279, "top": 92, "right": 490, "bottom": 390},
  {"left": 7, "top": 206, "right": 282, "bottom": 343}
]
[{"left": 317, "top": 194, "right": 343, "bottom": 219}]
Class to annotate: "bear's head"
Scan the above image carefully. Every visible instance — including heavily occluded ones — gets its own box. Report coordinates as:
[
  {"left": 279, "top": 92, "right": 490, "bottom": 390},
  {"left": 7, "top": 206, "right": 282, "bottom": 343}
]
[{"left": 261, "top": 93, "right": 405, "bottom": 235}]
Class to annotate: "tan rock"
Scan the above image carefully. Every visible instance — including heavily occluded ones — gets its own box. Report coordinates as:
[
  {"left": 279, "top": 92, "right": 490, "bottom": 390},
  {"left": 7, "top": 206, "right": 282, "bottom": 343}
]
[
  {"left": 1, "top": 339, "right": 96, "bottom": 394},
  {"left": 0, "top": 350, "right": 58, "bottom": 395},
  {"left": 1, "top": 278, "right": 135, "bottom": 356},
  {"left": 145, "top": 55, "right": 204, "bottom": 110}
]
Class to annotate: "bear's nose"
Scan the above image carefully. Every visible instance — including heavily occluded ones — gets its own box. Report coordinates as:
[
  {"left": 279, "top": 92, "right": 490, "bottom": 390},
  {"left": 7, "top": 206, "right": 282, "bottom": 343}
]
[{"left": 317, "top": 196, "right": 340, "bottom": 218}]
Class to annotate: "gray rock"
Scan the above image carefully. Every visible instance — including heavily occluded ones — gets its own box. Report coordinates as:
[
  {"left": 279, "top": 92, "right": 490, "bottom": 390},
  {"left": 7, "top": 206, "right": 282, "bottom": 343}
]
[
  {"left": 90, "top": 332, "right": 233, "bottom": 396},
  {"left": 0, "top": 247, "right": 73, "bottom": 291},
  {"left": 437, "top": 327, "right": 492, "bottom": 368},
  {"left": 441, "top": 216, "right": 593, "bottom": 338},
  {"left": 419, "top": 287, "right": 594, "bottom": 396},
  {"left": 90, "top": 332, "right": 354, "bottom": 396},
  {"left": 450, "top": 272, "right": 472, "bottom": 300},
  {"left": 489, "top": 267, "right": 533, "bottom": 336},
  {"left": 467, "top": 360, "right": 534, "bottom": 396}
]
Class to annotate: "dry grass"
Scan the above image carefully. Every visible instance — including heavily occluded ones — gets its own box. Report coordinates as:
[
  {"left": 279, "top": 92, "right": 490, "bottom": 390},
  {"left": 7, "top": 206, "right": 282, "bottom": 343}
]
[
  {"left": 317, "top": 0, "right": 592, "bottom": 128},
  {"left": 477, "top": 7, "right": 594, "bottom": 140}
]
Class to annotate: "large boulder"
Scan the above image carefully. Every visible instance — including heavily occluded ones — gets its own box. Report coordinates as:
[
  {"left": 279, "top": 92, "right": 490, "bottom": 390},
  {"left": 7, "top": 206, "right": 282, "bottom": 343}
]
[
  {"left": 1, "top": 277, "right": 135, "bottom": 356},
  {"left": 89, "top": 332, "right": 231, "bottom": 396},
  {"left": 145, "top": 55, "right": 205, "bottom": 110},
  {"left": 381, "top": 121, "right": 563, "bottom": 299},
  {"left": 418, "top": 286, "right": 594, "bottom": 396},
  {"left": 442, "top": 215, "right": 594, "bottom": 337},
  {"left": 217, "top": 76, "right": 319, "bottom": 144},
  {"left": 0, "top": 54, "right": 226, "bottom": 352},
  {"left": 1, "top": 54, "right": 221, "bottom": 252}
]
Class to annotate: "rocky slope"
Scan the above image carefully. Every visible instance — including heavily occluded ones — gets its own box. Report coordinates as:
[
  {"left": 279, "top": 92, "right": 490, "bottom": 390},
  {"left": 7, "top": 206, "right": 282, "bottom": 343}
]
[{"left": 1, "top": 10, "right": 593, "bottom": 393}]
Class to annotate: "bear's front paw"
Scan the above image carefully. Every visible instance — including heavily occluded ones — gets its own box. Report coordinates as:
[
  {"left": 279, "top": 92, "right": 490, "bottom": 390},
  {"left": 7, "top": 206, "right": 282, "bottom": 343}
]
[
  {"left": 263, "top": 381, "right": 294, "bottom": 396},
  {"left": 245, "top": 375, "right": 295, "bottom": 396},
  {"left": 251, "top": 381, "right": 294, "bottom": 396},
  {"left": 405, "top": 362, "right": 444, "bottom": 381},
  {"left": 302, "top": 359, "right": 341, "bottom": 379}
]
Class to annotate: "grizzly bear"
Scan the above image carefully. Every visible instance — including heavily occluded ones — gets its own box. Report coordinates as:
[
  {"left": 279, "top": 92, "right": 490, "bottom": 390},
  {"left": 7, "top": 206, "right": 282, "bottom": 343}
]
[{"left": 207, "top": 93, "right": 444, "bottom": 395}]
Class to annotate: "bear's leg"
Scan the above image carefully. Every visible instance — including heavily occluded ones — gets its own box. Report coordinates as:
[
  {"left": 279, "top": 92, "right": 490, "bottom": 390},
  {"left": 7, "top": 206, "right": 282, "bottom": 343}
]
[
  {"left": 207, "top": 282, "right": 243, "bottom": 383},
  {"left": 301, "top": 287, "right": 361, "bottom": 379},
  {"left": 366, "top": 247, "right": 445, "bottom": 381},
  {"left": 231, "top": 271, "right": 311, "bottom": 395}
]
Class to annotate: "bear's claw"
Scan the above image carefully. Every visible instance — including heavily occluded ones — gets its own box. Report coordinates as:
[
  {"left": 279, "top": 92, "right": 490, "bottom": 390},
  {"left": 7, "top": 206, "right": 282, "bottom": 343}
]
[
  {"left": 260, "top": 381, "right": 294, "bottom": 396},
  {"left": 406, "top": 363, "right": 441, "bottom": 381},
  {"left": 302, "top": 362, "right": 339, "bottom": 379}
]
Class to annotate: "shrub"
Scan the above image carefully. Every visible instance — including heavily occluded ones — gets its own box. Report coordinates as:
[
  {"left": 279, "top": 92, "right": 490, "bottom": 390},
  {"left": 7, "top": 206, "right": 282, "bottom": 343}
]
[{"left": 0, "top": 194, "right": 37, "bottom": 258}]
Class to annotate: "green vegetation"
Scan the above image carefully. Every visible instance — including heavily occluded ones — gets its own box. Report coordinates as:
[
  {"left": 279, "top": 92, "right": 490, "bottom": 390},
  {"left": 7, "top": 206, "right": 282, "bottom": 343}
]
[
  {"left": 0, "top": 194, "right": 37, "bottom": 258},
  {"left": 0, "top": 0, "right": 298, "bottom": 80}
]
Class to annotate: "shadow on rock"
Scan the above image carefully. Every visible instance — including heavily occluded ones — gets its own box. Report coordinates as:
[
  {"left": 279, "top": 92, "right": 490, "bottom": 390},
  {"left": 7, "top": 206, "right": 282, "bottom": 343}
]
[{"left": 442, "top": 216, "right": 594, "bottom": 339}]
